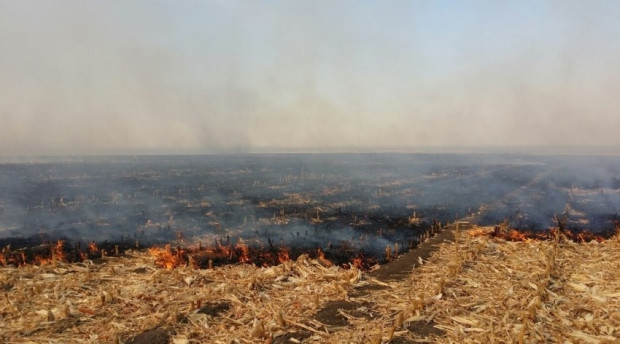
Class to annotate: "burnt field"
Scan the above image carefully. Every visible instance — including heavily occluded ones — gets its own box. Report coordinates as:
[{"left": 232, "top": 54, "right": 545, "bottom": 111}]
[{"left": 0, "top": 153, "right": 619, "bottom": 264}]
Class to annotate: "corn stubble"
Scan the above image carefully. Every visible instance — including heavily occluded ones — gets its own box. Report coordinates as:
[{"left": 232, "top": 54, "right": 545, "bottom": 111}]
[{"left": 1, "top": 226, "right": 619, "bottom": 343}]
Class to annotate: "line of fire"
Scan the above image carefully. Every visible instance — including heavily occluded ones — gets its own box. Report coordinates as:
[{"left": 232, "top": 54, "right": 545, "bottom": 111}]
[{"left": 2, "top": 218, "right": 617, "bottom": 271}]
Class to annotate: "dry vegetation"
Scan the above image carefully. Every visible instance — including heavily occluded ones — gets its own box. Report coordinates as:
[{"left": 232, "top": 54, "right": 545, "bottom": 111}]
[{"left": 2, "top": 226, "right": 619, "bottom": 343}]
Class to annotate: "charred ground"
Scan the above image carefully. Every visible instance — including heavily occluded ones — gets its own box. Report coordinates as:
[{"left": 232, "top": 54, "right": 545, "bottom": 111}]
[{"left": 1, "top": 153, "right": 619, "bottom": 265}]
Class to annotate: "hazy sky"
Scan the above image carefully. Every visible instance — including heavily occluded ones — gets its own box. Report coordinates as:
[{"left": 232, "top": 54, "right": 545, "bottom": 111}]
[{"left": 1, "top": 1, "right": 619, "bottom": 155}]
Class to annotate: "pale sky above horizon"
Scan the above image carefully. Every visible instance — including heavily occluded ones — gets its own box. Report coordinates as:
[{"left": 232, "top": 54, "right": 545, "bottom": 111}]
[{"left": 1, "top": 1, "right": 619, "bottom": 156}]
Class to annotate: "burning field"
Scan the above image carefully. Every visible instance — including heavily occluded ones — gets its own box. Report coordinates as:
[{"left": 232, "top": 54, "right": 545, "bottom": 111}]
[
  {"left": 2, "top": 224, "right": 620, "bottom": 343},
  {"left": 1, "top": 154, "right": 620, "bottom": 343}
]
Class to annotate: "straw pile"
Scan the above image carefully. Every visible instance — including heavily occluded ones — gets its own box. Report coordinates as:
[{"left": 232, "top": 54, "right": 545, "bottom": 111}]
[{"left": 1, "top": 226, "right": 619, "bottom": 343}]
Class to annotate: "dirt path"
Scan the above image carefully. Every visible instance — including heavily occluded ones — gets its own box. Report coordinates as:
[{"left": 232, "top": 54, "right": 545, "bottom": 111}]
[{"left": 312, "top": 220, "right": 473, "bottom": 342}]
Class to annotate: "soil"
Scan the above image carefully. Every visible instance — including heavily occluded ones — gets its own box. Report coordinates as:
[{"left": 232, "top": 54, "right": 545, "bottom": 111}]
[
  {"left": 197, "top": 301, "right": 232, "bottom": 317},
  {"left": 406, "top": 320, "right": 446, "bottom": 337},
  {"left": 126, "top": 327, "right": 171, "bottom": 344},
  {"left": 314, "top": 300, "right": 376, "bottom": 327}
]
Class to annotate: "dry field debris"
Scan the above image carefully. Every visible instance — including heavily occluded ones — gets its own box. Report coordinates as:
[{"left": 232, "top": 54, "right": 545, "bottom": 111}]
[{"left": 1, "top": 226, "right": 619, "bottom": 343}]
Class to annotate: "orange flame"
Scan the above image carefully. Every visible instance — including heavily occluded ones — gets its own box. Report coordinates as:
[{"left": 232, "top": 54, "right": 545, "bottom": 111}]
[
  {"left": 0, "top": 247, "right": 9, "bottom": 266},
  {"left": 235, "top": 241, "right": 251, "bottom": 263},
  {"left": 149, "top": 244, "right": 186, "bottom": 270},
  {"left": 351, "top": 257, "right": 364, "bottom": 269},
  {"left": 506, "top": 229, "right": 531, "bottom": 242},
  {"left": 467, "top": 228, "right": 488, "bottom": 237},
  {"left": 468, "top": 226, "right": 608, "bottom": 243},
  {"left": 53, "top": 240, "right": 66, "bottom": 261},
  {"left": 30, "top": 240, "right": 67, "bottom": 265},
  {"left": 565, "top": 230, "right": 606, "bottom": 243},
  {"left": 277, "top": 248, "right": 290, "bottom": 264},
  {"left": 88, "top": 241, "right": 98, "bottom": 254},
  {"left": 142, "top": 239, "right": 391, "bottom": 270},
  {"left": 317, "top": 248, "right": 333, "bottom": 267}
]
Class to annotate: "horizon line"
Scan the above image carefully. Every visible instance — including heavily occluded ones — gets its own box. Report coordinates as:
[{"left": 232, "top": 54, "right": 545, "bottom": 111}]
[{"left": 1, "top": 145, "right": 620, "bottom": 161}]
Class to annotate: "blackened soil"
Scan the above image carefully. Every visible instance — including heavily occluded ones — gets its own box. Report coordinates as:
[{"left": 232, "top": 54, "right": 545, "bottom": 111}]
[
  {"left": 197, "top": 301, "right": 231, "bottom": 317},
  {"left": 407, "top": 320, "right": 446, "bottom": 337},
  {"left": 126, "top": 328, "right": 171, "bottom": 344},
  {"left": 314, "top": 300, "right": 376, "bottom": 327}
]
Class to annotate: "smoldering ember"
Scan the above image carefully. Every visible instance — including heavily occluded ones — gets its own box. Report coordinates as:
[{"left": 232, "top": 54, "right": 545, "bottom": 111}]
[{"left": 1, "top": 153, "right": 620, "bottom": 343}]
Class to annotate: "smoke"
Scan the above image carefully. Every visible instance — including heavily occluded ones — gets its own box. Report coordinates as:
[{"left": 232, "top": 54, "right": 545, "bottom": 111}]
[
  {"left": 1, "top": 1, "right": 619, "bottom": 156},
  {"left": 1, "top": 152, "right": 620, "bottom": 267}
]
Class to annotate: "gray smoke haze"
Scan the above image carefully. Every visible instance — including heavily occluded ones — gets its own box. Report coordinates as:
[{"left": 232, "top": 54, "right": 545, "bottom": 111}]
[{"left": 1, "top": 1, "right": 619, "bottom": 156}]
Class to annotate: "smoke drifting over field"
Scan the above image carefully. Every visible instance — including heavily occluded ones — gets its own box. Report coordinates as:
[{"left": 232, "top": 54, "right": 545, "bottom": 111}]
[{"left": 1, "top": 154, "right": 619, "bottom": 259}]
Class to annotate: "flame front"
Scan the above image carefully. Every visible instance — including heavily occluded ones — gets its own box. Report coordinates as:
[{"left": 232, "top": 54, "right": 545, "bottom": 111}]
[{"left": 468, "top": 226, "right": 609, "bottom": 243}]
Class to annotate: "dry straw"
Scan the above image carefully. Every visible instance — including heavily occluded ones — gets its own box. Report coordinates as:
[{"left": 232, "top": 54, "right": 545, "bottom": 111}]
[{"left": 1, "top": 226, "right": 618, "bottom": 343}]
